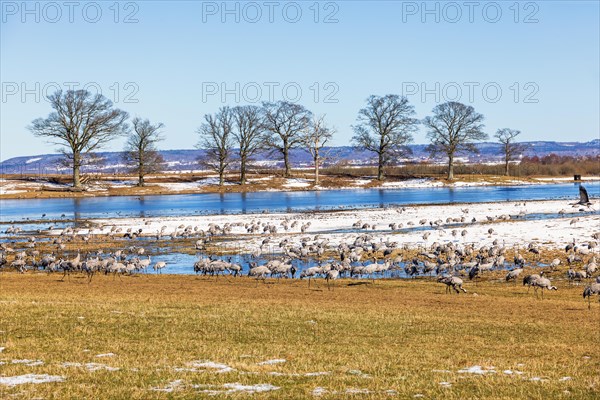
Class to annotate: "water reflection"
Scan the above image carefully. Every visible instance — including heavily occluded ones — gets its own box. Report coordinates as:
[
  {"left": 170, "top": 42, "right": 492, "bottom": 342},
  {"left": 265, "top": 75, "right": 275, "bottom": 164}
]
[{"left": 0, "top": 182, "right": 598, "bottom": 223}]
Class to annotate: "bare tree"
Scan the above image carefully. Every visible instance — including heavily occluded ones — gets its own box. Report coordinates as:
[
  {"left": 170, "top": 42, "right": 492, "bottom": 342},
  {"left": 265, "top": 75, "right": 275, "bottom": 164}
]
[
  {"left": 29, "top": 90, "right": 128, "bottom": 188},
  {"left": 232, "top": 105, "right": 265, "bottom": 185},
  {"left": 351, "top": 95, "right": 418, "bottom": 180},
  {"left": 302, "top": 115, "right": 334, "bottom": 186},
  {"left": 423, "top": 101, "right": 487, "bottom": 180},
  {"left": 197, "top": 107, "right": 234, "bottom": 186},
  {"left": 495, "top": 128, "right": 525, "bottom": 176},
  {"left": 262, "top": 101, "right": 312, "bottom": 178},
  {"left": 123, "top": 118, "right": 165, "bottom": 186}
]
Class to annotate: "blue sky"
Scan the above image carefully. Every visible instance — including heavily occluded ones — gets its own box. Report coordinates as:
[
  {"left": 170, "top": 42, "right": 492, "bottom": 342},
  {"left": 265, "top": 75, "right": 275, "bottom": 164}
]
[{"left": 1, "top": 1, "right": 599, "bottom": 160}]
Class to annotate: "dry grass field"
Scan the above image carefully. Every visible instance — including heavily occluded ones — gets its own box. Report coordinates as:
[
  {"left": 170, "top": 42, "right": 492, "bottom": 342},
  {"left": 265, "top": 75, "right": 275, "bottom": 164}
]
[{"left": 1, "top": 273, "right": 599, "bottom": 399}]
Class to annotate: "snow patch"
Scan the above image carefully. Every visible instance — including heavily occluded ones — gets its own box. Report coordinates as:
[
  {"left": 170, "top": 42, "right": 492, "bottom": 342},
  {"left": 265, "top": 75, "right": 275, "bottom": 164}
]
[
  {"left": 25, "top": 157, "right": 42, "bottom": 164},
  {"left": 0, "top": 374, "right": 65, "bottom": 386},
  {"left": 96, "top": 353, "right": 116, "bottom": 358},
  {"left": 257, "top": 358, "right": 287, "bottom": 365},
  {"left": 458, "top": 365, "right": 496, "bottom": 374},
  {"left": 187, "top": 360, "right": 234, "bottom": 373},
  {"left": 151, "top": 379, "right": 184, "bottom": 392},
  {"left": 11, "top": 359, "right": 43, "bottom": 366},
  {"left": 197, "top": 382, "right": 280, "bottom": 395},
  {"left": 62, "top": 362, "right": 119, "bottom": 372},
  {"left": 283, "top": 178, "right": 310, "bottom": 188}
]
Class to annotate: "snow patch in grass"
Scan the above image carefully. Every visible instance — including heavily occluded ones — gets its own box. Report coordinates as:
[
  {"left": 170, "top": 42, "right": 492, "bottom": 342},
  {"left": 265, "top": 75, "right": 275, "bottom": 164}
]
[
  {"left": 95, "top": 353, "right": 115, "bottom": 358},
  {"left": 0, "top": 374, "right": 65, "bottom": 386},
  {"left": 257, "top": 358, "right": 286, "bottom": 365},
  {"left": 312, "top": 387, "right": 328, "bottom": 396},
  {"left": 62, "top": 362, "right": 119, "bottom": 372},
  {"left": 458, "top": 365, "right": 496, "bottom": 374},
  {"left": 187, "top": 360, "right": 234, "bottom": 373},
  {"left": 11, "top": 359, "right": 43, "bottom": 366},
  {"left": 197, "top": 382, "right": 280, "bottom": 395},
  {"left": 348, "top": 369, "right": 371, "bottom": 378},
  {"left": 346, "top": 387, "right": 372, "bottom": 394},
  {"left": 151, "top": 379, "right": 184, "bottom": 392}
]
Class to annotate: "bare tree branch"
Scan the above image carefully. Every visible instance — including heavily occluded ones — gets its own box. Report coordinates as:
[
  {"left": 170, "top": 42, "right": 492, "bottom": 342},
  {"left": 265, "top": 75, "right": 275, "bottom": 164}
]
[
  {"left": 301, "top": 115, "right": 335, "bottom": 186},
  {"left": 262, "top": 101, "right": 312, "bottom": 177},
  {"left": 351, "top": 95, "right": 418, "bottom": 180},
  {"left": 232, "top": 105, "right": 266, "bottom": 184},
  {"left": 495, "top": 128, "right": 526, "bottom": 176},
  {"left": 123, "top": 117, "right": 165, "bottom": 186},
  {"left": 423, "top": 101, "right": 487, "bottom": 180},
  {"left": 197, "top": 107, "right": 234, "bottom": 186},
  {"left": 28, "top": 90, "right": 129, "bottom": 188}
]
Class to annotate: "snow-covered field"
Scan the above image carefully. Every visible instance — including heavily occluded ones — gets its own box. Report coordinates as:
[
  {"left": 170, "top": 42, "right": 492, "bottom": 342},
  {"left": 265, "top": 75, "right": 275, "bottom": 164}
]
[{"left": 83, "top": 199, "right": 599, "bottom": 253}]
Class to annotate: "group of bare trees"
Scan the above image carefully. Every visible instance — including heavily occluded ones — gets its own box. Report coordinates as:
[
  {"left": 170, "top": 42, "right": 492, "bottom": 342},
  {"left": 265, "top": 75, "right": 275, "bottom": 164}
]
[
  {"left": 196, "top": 101, "right": 334, "bottom": 186},
  {"left": 29, "top": 89, "right": 526, "bottom": 188},
  {"left": 29, "top": 90, "right": 164, "bottom": 188},
  {"left": 352, "top": 95, "right": 524, "bottom": 180}
]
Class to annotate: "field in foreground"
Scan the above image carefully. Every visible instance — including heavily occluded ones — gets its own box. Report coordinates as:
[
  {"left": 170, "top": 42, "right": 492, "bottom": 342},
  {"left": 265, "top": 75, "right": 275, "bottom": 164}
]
[{"left": 0, "top": 274, "right": 599, "bottom": 399}]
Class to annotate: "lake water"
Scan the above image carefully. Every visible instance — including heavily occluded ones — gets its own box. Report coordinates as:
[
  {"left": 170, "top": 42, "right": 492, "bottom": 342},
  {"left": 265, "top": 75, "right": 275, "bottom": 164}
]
[{"left": 0, "top": 182, "right": 598, "bottom": 223}]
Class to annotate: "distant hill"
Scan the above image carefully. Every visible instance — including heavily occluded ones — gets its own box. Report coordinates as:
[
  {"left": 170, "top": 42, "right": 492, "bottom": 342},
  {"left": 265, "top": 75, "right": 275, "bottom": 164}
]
[{"left": 1, "top": 140, "right": 598, "bottom": 174}]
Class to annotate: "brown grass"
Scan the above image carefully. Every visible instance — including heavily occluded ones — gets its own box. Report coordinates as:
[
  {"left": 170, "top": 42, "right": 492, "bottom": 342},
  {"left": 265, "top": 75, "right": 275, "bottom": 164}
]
[{"left": 0, "top": 273, "right": 599, "bottom": 399}]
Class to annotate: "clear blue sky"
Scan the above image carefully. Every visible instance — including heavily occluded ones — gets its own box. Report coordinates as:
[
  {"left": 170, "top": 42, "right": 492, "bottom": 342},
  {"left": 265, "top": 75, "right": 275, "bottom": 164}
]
[{"left": 1, "top": 1, "right": 598, "bottom": 160}]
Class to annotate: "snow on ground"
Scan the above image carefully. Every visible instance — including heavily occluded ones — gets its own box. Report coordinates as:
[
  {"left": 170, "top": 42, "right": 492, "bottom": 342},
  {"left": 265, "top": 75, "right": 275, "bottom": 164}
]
[
  {"left": 535, "top": 176, "right": 600, "bottom": 182},
  {"left": 0, "top": 374, "right": 65, "bottom": 386},
  {"left": 257, "top": 359, "right": 287, "bottom": 365},
  {"left": 381, "top": 179, "right": 443, "bottom": 188},
  {"left": 25, "top": 157, "right": 42, "bottom": 164},
  {"left": 196, "top": 383, "right": 280, "bottom": 395},
  {"left": 282, "top": 178, "right": 311, "bottom": 188},
  {"left": 86, "top": 199, "right": 599, "bottom": 252}
]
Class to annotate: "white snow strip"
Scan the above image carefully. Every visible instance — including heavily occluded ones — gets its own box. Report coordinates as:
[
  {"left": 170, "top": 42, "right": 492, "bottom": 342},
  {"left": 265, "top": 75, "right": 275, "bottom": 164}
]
[
  {"left": 458, "top": 365, "right": 496, "bottom": 374},
  {"left": 62, "top": 362, "right": 119, "bottom": 372},
  {"left": 188, "top": 360, "right": 234, "bottom": 373},
  {"left": 96, "top": 353, "right": 116, "bottom": 358},
  {"left": 11, "top": 359, "right": 43, "bottom": 366},
  {"left": 151, "top": 379, "right": 184, "bottom": 392},
  {"left": 0, "top": 374, "right": 65, "bottom": 386},
  {"left": 197, "top": 382, "right": 280, "bottom": 395},
  {"left": 257, "top": 358, "right": 287, "bottom": 365}
]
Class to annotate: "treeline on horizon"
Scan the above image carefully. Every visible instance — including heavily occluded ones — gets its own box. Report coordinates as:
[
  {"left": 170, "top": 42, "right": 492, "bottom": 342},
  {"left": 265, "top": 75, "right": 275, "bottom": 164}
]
[{"left": 25, "top": 89, "right": 599, "bottom": 188}]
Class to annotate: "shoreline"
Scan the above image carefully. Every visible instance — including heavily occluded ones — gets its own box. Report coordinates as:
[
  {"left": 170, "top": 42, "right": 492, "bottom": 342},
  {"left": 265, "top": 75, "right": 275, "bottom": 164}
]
[{"left": 1, "top": 175, "right": 599, "bottom": 200}]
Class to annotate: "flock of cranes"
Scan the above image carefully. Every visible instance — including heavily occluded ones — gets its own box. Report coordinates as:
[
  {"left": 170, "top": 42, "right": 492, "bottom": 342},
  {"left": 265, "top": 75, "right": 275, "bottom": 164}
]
[
  {"left": 0, "top": 186, "right": 598, "bottom": 305},
  {"left": 1, "top": 225, "right": 599, "bottom": 307}
]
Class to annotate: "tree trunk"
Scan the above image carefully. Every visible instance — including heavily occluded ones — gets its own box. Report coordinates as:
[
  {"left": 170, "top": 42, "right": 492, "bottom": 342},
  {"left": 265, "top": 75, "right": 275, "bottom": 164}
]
[
  {"left": 219, "top": 167, "right": 224, "bottom": 186},
  {"left": 504, "top": 158, "right": 510, "bottom": 176},
  {"left": 447, "top": 154, "right": 454, "bottom": 180},
  {"left": 240, "top": 156, "right": 247, "bottom": 185},
  {"left": 72, "top": 152, "right": 81, "bottom": 188},
  {"left": 138, "top": 162, "right": 145, "bottom": 187},
  {"left": 283, "top": 149, "right": 291, "bottom": 178},
  {"left": 314, "top": 154, "right": 320, "bottom": 186},
  {"left": 377, "top": 152, "right": 384, "bottom": 181}
]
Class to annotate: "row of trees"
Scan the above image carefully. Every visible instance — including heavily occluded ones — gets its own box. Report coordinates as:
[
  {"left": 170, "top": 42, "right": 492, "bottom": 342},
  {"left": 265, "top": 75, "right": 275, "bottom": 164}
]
[
  {"left": 29, "top": 90, "right": 525, "bottom": 188},
  {"left": 197, "top": 102, "right": 334, "bottom": 186}
]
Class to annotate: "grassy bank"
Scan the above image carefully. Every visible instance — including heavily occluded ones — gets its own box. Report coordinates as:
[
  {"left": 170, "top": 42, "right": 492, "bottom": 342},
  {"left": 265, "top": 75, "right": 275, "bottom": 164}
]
[{"left": 0, "top": 274, "right": 599, "bottom": 399}]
